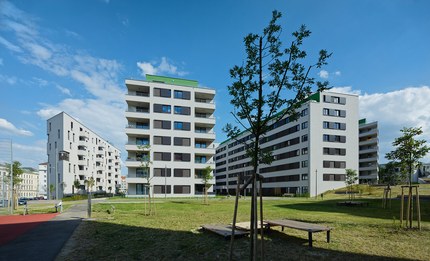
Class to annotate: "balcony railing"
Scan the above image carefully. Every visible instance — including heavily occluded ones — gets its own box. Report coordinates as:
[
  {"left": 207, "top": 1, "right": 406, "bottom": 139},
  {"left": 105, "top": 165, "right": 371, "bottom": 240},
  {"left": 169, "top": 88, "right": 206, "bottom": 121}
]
[
  {"left": 127, "top": 91, "right": 150, "bottom": 97},
  {"left": 195, "top": 98, "right": 215, "bottom": 104},
  {"left": 126, "top": 108, "right": 150, "bottom": 113},
  {"left": 126, "top": 124, "right": 150, "bottom": 129}
]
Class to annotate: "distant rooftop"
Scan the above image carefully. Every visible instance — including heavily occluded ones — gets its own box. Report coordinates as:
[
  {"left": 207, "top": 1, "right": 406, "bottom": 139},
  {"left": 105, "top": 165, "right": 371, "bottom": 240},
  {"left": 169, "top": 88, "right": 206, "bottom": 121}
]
[{"left": 146, "top": 74, "right": 198, "bottom": 88}]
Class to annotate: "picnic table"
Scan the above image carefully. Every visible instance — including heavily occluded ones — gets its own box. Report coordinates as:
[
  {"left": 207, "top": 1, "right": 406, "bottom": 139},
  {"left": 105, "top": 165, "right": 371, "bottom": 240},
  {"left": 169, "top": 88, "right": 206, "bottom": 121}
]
[{"left": 265, "top": 219, "right": 331, "bottom": 247}]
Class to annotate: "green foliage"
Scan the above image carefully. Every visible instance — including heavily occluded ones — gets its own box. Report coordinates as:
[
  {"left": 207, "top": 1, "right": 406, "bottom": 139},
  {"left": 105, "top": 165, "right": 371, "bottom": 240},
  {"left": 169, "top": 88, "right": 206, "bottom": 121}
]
[
  {"left": 4, "top": 161, "right": 24, "bottom": 187},
  {"left": 224, "top": 10, "right": 331, "bottom": 171},
  {"left": 385, "top": 127, "right": 430, "bottom": 184},
  {"left": 379, "top": 161, "right": 404, "bottom": 185},
  {"left": 73, "top": 179, "right": 81, "bottom": 193},
  {"left": 85, "top": 177, "right": 95, "bottom": 192},
  {"left": 345, "top": 169, "right": 358, "bottom": 200}
]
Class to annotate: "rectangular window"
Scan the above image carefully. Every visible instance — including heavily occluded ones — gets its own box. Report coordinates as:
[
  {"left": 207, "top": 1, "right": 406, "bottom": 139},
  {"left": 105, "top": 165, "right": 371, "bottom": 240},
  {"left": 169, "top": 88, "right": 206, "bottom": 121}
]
[
  {"left": 174, "top": 90, "right": 191, "bottom": 100},
  {"left": 323, "top": 174, "right": 346, "bottom": 181},
  {"left": 154, "top": 120, "right": 171, "bottom": 129},
  {"left": 323, "top": 108, "right": 329, "bottom": 115},
  {"left": 174, "top": 106, "right": 191, "bottom": 115},
  {"left": 154, "top": 136, "right": 171, "bottom": 145},
  {"left": 136, "top": 137, "right": 149, "bottom": 145},
  {"left": 153, "top": 104, "right": 171, "bottom": 113},
  {"left": 301, "top": 148, "right": 308, "bottom": 155},
  {"left": 174, "top": 137, "right": 191, "bottom": 146},
  {"left": 323, "top": 161, "right": 346, "bottom": 168},
  {"left": 301, "top": 121, "right": 308, "bottom": 129},
  {"left": 154, "top": 88, "right": 171, "bottom": 98},
  {"left": 136, "top": 168, "right": 149, "bottom": 178},
  {"left": 301, "top": 174, "right": 308, "bottom": 180},
  {"left": 136, "top": 122, "right": 149, "bottom": 129},
  {"left": 301, "top": 134, "right": 308, "bottom": 142},
  {"left": 195, "top": 142, "right": 207, "bottom": 148},
  {"left": 154, "top": 185, "right": 171, "bottom": 194},
  {"left": 154, "top": 168, "right": 171, "bottom": 177},
  {"left": 174, "top": 121, "right": 190, "bottom": 131},
  {"left": 174, "top": 185, "right": 191, "bottom": 194},
  {"left": 174, "top": 153, "right": 191, "bottom": 162},
  {"left": 174, "top": 169, "right": 191, "bottom": 177},
  {"left": 154, "top": 152, "right": 171, "bottom": 161},
  {"left": 301, "top": 160, "right": 308, "bottom": 168},
  {"left": 301, "top": 108, "right": 308, "bottom": 117}
]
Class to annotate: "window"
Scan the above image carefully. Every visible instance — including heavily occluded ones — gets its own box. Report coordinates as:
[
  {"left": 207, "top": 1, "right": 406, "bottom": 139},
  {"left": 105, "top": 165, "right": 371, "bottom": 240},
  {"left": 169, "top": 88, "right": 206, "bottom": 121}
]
[
  {"left": 174, "top": 153, "right": 191, "bottom": 162},
  {"left": 323, "top": 174, "right": 346, "bottom": 181},
  {"left": 154, "top": 120, "right": 171, "bottom": 129},
  {"left": 301, "top": 121, "right": 308, "bottom": 129},
  {"left": 174, "top": 106, "right": 190, "bottom": 115},
  {"left": 301, "top": 160, "right": 308, "bottom": 168},
  {"left": 174, "top": 185, "right": 191, "bottom": 194},
  {"left": 154, "top": 185, "right": 171, "bottom": 194},
  {"left": 154, "top": 88, "right": 171, "bottom": 98},
  {"left": 323, "top": 108, "right": 329, "bottom": 115},
  {"left": 301, "top": 134, "right": 308, "bottom": 142},
  {"left": 301, "top": 148, "right": 308, "bottom": 155},
  {"left": 323, "top": 161, "right": 346, "bottom": 168},
  {"left": 301, "top": 108, "right": 308, "bottom": 117},
  {"left": 136, "top": 168, "right": 149, "bottom": 178},
  {"left": 301, "top": 174, "right": 308, "bottom": 180},
  {"left": 162, "top": 105, "right": 171, "bottom": 113},
  {"left": 174, "top": 169, "right": 191, "bottom": 177},
  {"left": 174, "top": 121, "right": 190, "bottom": 131},
  {"left": 195, "top": 155, "right": 207, "bottom": 164},
  {"left": 154, "top": 152, "right": 171, "bottom": 161},
  {"left": 154, "top": 136, "right": 171, "bottom": 145},
  {"left": 174, "top": 90, "right": 191, "bottom": 100},
  {"left": 195, "top": 142, "right": 207, "bottom": 148},
  {"left": 174, "top": 137, "right": 190, "bottom": 146},
  {"left": 136, "top": 122, "right": 149, "bottom": 129},
  {"left": 136, "top": 137, "right": 149, "bottom": 145},
  {"left": 58, "top": 129, "right": 60, "bottom": 139},
  {"left": 154, "top": 168, "right": 171, "bottom": 177},
  {"left": 136, "top": 106, "right": 149, "bottom": 113}
]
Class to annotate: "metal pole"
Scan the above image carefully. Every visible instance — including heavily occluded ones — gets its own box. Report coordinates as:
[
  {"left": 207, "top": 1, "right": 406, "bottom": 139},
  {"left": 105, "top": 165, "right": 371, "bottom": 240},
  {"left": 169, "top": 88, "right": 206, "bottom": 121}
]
[
  {"left": 10, "top": 139, "right": 13, "bottom": 214},
  {"left": 164, "top": 165, "right": 167, "bottom": 199},
  {"left": 315, "top": 169, "right": 318, "bottom": 199},
  {"left": 55, "top": 147, "right": 58, "bottom": 200}
]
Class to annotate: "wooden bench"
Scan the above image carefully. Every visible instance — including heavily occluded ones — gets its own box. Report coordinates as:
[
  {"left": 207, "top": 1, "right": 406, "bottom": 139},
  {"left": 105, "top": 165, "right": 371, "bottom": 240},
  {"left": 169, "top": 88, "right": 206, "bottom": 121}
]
[
  {"left": 265, "top": 219, "right": 331, "bottom": 247},
  {"left": 201, "top": 224, "right": 249, "bottom": 239}
]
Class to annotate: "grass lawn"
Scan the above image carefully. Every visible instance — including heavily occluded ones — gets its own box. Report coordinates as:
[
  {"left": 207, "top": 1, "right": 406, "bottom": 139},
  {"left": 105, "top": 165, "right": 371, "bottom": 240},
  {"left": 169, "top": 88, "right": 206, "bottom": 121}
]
[{"left": 58, "top": 185, "right": 430, "bottom": 261}]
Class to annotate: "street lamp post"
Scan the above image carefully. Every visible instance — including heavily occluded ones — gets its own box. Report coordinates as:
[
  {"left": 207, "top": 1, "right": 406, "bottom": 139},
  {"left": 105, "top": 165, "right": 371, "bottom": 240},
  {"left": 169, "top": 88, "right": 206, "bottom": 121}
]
[{"left": 315, "top": 169, "right": 318, "bottom": 199}]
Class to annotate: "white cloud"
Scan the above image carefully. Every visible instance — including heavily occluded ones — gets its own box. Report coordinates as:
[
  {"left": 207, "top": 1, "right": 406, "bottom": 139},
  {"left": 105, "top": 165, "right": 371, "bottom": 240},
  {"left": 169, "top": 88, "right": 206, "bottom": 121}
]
[
  {"left": 318, "top": 70, "right": 329, "bottom": 79},
  {"left": 0, "top": 35, "right": 22, "bottom": 52},
  {"left": 330, "top": 86, "right": 362, "bottom": 96},
  {"left": 0, "top": 118, "right": 33, "bottom": 136},
  {"left": 137, "top": 57, "right": 188, "bottom": 77},
  {"left": 56, "top": 84, "right": 71, "bottom": 96},
  {"left": 359, "top": 86, "right": 430, "bottom": 163},
  {"left": 0, "top": 74, "right": 17, "bottom": 85},
  {"left": 334, "top": 71, "right": 341, "bottom": 76}
]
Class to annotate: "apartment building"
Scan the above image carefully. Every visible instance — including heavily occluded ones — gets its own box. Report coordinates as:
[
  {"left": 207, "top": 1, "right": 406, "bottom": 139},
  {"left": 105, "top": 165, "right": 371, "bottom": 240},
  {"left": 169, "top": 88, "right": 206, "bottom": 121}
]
[
  {"left": 214, "top": 91, "right": 359, "bottom": 197},
  {"left": 38, "top": 162, "right": 48, "bottom": 196},
  {"left": 47, "top": 112, "right": 121, "bottom": 199},
  {"left": 17, "top": 168, "right": 39, "bottom": 198},
  {"left": 358, "top": 119, "right": 379, "bottom": 184},
  {"left": 125, "top": 75, "right": 216, "bottom": 197}
]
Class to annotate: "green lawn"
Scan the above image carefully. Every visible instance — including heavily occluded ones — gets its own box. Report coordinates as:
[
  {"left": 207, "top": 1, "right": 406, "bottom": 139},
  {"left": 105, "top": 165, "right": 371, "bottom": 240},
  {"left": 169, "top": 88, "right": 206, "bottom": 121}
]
[{"left": 59, "top": 185, "right": 430, "bottom": 261}]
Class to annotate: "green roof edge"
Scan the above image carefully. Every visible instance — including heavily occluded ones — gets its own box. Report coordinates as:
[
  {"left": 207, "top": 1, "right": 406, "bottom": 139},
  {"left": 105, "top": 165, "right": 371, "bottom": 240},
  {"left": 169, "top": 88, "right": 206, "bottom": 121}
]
[{"left": 146, "top": 74, "right": 198, "bottom": 88}]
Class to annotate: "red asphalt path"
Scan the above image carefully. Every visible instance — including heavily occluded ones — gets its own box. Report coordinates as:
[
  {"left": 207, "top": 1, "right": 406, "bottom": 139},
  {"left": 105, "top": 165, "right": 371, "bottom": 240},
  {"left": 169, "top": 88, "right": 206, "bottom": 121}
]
[{"left": 0, "top": 213, "right": 59, "bottom": 246}]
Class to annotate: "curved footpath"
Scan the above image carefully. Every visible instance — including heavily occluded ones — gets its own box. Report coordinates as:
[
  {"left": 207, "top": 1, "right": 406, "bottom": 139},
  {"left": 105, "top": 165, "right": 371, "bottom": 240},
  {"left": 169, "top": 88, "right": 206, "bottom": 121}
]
[{"left": 0, "top": 203, "right": 87, "bottom": 261}]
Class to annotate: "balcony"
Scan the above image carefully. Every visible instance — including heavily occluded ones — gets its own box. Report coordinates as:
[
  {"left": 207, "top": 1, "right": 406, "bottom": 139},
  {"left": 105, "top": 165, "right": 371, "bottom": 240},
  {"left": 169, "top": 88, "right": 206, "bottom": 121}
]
[
  {"left": 359, "top": 147, "right": 378, "bottom": 154},
  {"left": 78, "top": 140, "right": 87, "bottom": 146},
  {"left": 125, "top": 125, "right": 150, "bottom": 135},
  {"left": 359, "top": 128, "right": 378, "bottom": 138},
  {"left": 77, "top": 159, "right": 86, "bottom": 166},
  {"left": 359, "top": 137, "right": 378, "bottom": 146}
]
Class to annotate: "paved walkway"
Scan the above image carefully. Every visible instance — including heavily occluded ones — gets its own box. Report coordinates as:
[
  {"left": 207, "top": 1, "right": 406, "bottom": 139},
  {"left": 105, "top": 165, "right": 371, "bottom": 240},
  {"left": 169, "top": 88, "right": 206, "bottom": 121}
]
[{"left": 0, "top": 203, "right": 87, "bottom": 261}]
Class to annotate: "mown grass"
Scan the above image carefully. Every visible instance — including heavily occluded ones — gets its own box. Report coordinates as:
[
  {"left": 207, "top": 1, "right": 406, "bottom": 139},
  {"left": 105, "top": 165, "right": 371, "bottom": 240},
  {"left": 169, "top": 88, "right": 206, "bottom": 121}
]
[{"left": 59, "top": 185, "right": 430, "bottom": 261}]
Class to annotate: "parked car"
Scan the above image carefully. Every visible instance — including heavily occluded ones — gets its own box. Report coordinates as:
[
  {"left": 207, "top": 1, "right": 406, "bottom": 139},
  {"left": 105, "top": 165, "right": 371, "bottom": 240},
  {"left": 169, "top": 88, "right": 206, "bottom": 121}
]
[{"left": 18, "top": 199, "right": 27, "bottom": 205}]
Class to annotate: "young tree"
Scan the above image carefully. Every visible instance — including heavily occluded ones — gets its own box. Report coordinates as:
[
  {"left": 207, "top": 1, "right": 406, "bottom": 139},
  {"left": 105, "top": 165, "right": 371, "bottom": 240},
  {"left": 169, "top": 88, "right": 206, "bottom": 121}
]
[
  {"left": 386, "top": 127, "right": 430, "bottom": 185},
  {"left": 73, "top": 179, "right": 81, "bottom": 195},
  {"left": 345, "top": 169, "right": 358, "bottom": 200},
  {"left": 5, "top": 161, "right": 24, "bottom": 209},
  {"left": 85, "top": 176, "right": 95, "bottom": 218},
  {"left": 379, "top": 162, "right": 403, "bottom": 185},
  {"left": 49, "top": 184, "right": 55, "bottom": 199},
  {"left": 224, "top": 10, "right": 331, "bottom": 260},
  {"left": 138, "top": 145, "right": 154, "bottom": 215},
  {"left": 201, "top": 166, "right": 213, "bottom": 205}
]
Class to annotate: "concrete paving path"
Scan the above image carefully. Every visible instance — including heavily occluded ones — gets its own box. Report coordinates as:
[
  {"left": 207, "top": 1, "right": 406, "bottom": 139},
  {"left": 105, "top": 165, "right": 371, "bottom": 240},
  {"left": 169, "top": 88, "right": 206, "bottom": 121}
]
[{"left": 0, "top": 203, "right": 87, "bottom": 261}]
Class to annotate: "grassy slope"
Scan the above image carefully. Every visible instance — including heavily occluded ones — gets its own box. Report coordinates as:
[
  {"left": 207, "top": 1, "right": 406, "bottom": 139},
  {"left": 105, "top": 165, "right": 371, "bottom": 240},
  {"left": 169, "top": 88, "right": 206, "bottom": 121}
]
[{"left": 59, "top": 185, "right": 430, "bottom": 261}]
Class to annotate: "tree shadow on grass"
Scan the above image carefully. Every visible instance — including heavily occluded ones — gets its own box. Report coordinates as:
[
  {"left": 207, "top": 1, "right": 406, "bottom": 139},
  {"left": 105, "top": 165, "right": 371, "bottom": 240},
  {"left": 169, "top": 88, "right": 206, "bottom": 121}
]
[
  {"left": 273, "top": 198, "right": 430, "bottom": 223},
  {"left": 55, "top": 218, "right": 417, "bottom": 261}
]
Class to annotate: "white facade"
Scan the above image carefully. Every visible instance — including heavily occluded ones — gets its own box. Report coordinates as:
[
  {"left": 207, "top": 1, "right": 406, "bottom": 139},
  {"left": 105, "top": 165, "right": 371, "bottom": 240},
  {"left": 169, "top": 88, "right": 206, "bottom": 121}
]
[
  {"left": 358, "top": 120, "right": 379, "bottom": 183},
  {"left": 215, "top": 91, "right": 359, "bottom": 197},
  {"left": 17, "top": 168, "right": 39, "bottom": 198},
  {"left": 47, "top": 112, "right": 121, "bottom": 199},
  {"left": 38, "top": 162, "right": 48, "bottom": 196},
  {"left": 125, "top": 75, "right": 216, "bottom": 197},
  {"left": 120, "top": 176, "right": 127, "bottom": 194}
]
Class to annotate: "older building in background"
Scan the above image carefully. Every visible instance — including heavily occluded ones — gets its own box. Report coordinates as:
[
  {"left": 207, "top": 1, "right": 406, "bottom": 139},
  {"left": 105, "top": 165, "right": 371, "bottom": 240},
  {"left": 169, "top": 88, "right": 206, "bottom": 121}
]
[
  {"left": 18, "top": 167, "right": 39, "bottom": 198},
  {"left": 125, "top": 75, "right": 216, "bottom": 197},
  {"left": 215, "top": 91, "right": 359, "bottom": 197},
  {"left": 47, "top": 112, "right": 121, "bottom": 199},
  {"left": 358, "top": 119, "right": 379, "bottom": 184}
]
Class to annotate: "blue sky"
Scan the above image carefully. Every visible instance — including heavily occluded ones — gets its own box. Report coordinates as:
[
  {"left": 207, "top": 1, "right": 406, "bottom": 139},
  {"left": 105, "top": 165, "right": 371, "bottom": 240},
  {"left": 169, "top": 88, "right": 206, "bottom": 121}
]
[{"left": 1, "top": 0, "right": 430, "bottom": 170}]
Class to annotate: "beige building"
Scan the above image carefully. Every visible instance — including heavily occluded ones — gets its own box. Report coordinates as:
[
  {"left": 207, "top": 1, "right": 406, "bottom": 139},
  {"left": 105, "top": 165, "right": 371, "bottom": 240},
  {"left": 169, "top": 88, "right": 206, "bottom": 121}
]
[{"left": 17, "top": 168, "right": 39, "bottom": 198}]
